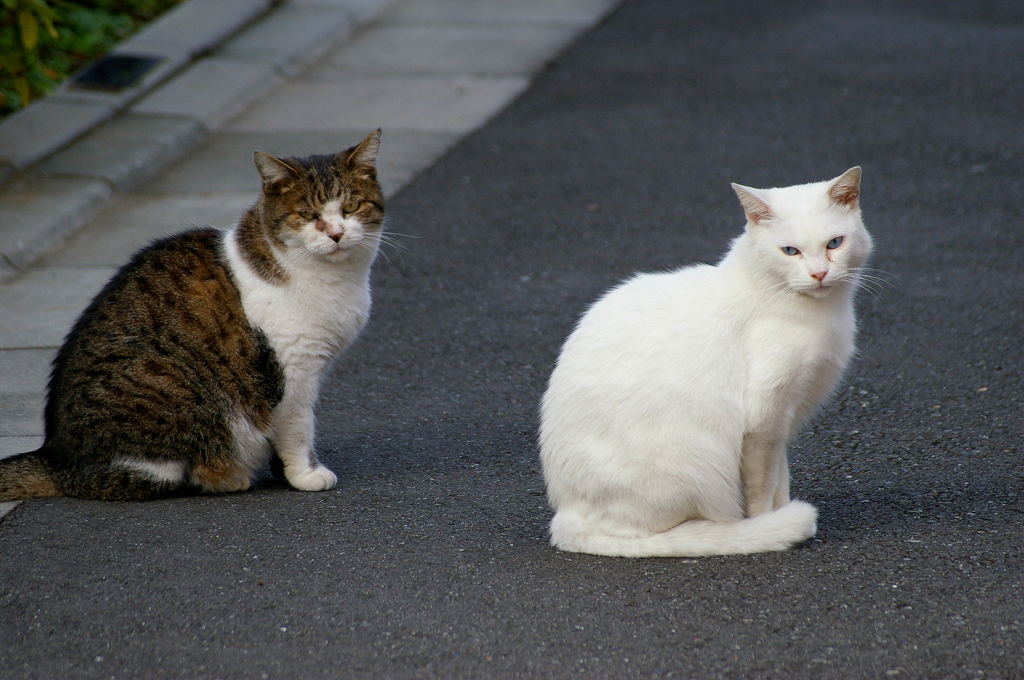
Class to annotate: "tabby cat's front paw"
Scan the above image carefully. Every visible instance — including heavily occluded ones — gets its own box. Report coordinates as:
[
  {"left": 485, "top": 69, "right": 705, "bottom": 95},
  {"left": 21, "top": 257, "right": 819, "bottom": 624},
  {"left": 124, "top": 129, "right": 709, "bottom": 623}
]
[{"left": 286, "top": 464, "right": 337, "bottom": 491}]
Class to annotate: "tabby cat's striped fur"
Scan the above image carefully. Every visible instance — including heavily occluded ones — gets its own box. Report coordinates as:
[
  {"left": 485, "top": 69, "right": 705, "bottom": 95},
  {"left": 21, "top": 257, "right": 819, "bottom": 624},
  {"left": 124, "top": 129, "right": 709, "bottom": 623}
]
[{"left": 0, "top": 130, "right": 384, "bottom": 501}]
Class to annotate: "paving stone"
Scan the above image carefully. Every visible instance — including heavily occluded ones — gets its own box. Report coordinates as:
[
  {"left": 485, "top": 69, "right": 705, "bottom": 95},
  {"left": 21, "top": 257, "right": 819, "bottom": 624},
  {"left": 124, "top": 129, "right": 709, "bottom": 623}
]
[
  {"left": 380, "top": 0, "right": 620, "bottom": 26},
  {"left": 226, "top": 74, "right": 529, "bottom": 134},
  {"left": 0, "top": 500, "right": 20, "bottom": 519},
  {"left": 0, "top": 346, "right": 48, "bottom": 440},
  {"left": 0, "top": 98, "right": 115, "bottom": 170},
  {"left": 0, "top": 351, "right": 49, "bottom": 451},
  {"left": 290, "top": 0, "right": 398, "bottom": 24},
  {"left": 0, "top": 349, "right": 54, "bottom": 394},
  {"left": 218, "top": 5, "right": 357, "bottom": 76},
  {"left": 144, "top": 129, "right": 457, "bottom": 197},
  {"left": 0, "top": 177, "right": 112, "bottom": 283},
  {"left": 133, "top": 58, "right": 282, "bottom": 130},
  {"left": 54, "top": 52, "right": 189, "bottom": 114},
  {"left": 0, "top": 397, "right": 45, "bottom": 438},
  {"left": 45, "top": 193, "right": 256, "bottom": 268},
  {"left": 0, "top": 437, "right": 41, "bottom": 456},
  {"left": 0, "top": 266, "right": 116, "bottom": 348},
  {"left": 324, "top": 25, "right": 578, "bottom": 76},
  {"left": 118, "top": 0, "right": 272, "bottom": 59},
  {"left": 36, "top": 114, "right": 206, "bottom": 192}
]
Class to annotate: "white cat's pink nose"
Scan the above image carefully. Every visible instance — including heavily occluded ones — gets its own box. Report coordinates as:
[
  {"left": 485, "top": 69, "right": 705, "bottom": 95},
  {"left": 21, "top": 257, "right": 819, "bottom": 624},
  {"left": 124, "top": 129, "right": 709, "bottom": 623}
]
[{"left": 810, "top": 270, "right": 827, "bottom": 282}]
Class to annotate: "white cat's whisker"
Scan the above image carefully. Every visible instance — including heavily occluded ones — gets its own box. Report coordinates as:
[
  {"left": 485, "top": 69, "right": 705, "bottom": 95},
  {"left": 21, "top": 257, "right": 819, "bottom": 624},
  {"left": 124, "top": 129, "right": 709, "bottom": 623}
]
[
  {"left": 854, "top": 281, "right": 884, "bottom": 301},
  {"left": 849, "top": 267, "right": 899, "bottom": 300},
  {"left": 763, "top": 279, "right": 798, "bottom": 296},
  {"left": 852, "top": 267, "right": 899, "bottom": 289}
]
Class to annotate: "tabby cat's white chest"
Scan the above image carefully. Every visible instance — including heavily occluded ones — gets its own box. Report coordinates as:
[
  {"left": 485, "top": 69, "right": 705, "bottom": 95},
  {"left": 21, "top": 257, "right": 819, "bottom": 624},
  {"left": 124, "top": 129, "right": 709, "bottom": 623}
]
[{"left": 222, "top": 230, "right": 370, "bottom": 362}]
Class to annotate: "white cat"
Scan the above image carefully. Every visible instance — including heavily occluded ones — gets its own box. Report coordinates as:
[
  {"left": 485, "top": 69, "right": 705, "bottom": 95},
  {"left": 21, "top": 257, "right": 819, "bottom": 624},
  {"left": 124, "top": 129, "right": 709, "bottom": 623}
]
[{"left": 539, "top": 167, "right": 872, "bottom": 557}]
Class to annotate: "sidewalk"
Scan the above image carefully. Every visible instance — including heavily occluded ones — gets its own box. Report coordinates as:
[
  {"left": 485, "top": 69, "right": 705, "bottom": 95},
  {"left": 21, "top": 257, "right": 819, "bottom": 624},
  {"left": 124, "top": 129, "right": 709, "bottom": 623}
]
[{"left": 0, "top": 0, "right": 619, "bottom": 519}]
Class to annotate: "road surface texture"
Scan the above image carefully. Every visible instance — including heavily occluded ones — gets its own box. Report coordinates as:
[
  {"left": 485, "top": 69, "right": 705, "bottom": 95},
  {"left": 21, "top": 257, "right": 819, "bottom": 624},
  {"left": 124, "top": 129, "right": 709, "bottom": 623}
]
[{"left": 1, "top": 0, "right": 1022, "bottom": 678}]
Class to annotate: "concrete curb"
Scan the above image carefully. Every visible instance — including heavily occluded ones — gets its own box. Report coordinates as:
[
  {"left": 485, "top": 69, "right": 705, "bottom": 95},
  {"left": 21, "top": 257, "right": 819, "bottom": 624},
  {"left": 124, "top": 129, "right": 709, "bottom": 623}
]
[
  {"left": 0, "top": 0, "right": 273, "bottom": 173},
  {"left": 0, "top": 0, "right": 394, "bottom": 283}
]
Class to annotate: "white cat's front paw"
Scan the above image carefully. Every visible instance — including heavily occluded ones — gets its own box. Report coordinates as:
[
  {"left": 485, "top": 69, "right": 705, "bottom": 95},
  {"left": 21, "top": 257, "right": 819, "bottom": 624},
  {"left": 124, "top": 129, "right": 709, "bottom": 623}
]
[{"left": 286, "top": 464, "right": 337, "bottom": 492}]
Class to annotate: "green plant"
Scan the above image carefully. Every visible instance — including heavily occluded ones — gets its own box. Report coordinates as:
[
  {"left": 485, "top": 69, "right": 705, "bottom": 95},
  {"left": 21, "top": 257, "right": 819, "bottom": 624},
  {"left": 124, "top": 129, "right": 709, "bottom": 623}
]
[
  {"left": 0, "top": 0, "right": 182, "bottom": 117},
  {"left": 0, "top": 0, "right": 60, "bottom": 108}
]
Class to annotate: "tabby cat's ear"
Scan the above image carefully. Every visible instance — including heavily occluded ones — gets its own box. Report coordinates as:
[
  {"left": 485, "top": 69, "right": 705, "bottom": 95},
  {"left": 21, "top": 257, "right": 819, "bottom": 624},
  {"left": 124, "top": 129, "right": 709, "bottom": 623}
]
[
  {"left": 342, "top": 129, "right": 382, "bottom": 171},
  {"left": 254, "top": 152, "right": 299, "bottom": 193},
  {"left": 828, "top": 166, "right": 861, "bottom": 208},
  {"left": 731, "top": 183, "right": 775, "bottom": 226}
]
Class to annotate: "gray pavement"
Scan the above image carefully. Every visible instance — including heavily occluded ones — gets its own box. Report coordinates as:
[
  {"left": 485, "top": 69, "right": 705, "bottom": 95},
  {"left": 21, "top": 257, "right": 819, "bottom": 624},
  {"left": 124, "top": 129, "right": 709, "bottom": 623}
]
[{"left": 2, "top": 0, "right": 1023, "bottom": 678}]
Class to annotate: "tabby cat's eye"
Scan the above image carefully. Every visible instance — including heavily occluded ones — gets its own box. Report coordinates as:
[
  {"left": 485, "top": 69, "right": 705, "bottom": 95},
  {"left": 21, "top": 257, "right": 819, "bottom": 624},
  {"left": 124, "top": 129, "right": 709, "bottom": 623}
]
[
  {"left": 781, "top": 246, "right": 800, "bottom": 256},
  {"left": 342, "top": 199, "right": 361, "bottom": 215},
  {"left": 827, "top": 236, "right": 844, "bottom": 249},
  {"left": 298, "top": 210, "right": 317, "bottom": 221}
]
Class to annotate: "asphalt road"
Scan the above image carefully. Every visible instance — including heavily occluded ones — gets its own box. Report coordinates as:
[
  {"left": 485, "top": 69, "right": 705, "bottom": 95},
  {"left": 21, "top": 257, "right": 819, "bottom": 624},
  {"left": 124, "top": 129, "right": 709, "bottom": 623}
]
[{"left": 2, "top": 1, "right": 1022, "bottom": 678}]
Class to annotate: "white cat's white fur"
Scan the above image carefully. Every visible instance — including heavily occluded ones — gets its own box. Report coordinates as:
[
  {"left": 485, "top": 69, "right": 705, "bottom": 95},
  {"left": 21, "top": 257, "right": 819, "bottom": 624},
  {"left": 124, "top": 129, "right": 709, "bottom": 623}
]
[
  {"left": 221, "top": 164, "right": 381, "bottom": 493},
  {"left": 539, "top": 167, "right": 871, "bottom": 557}
]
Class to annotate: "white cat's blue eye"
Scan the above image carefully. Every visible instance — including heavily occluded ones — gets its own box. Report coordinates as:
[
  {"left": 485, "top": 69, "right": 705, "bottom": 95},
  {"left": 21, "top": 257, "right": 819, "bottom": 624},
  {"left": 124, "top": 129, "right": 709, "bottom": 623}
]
[
  {"left": 781, "top": 246, "right": 800, "bottom": 256},
  {"left": 827, "top": 236, "right": 844, "bottom": 249}
]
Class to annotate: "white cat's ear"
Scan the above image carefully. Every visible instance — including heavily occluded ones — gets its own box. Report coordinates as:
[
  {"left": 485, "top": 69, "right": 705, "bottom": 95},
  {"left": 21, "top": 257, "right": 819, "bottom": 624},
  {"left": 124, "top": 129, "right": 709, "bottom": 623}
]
[
  {"left": 343, "top": 129, "right": 382, "bottom": 170},
  {"left": 731, "top": 183, "right": 775, "bottom": 226},
  {"left": 828, "top": 166, "right": 862, "bottom": 208},
  {"left": 254, "top": 152, "right": 299, "bottom": 192}
]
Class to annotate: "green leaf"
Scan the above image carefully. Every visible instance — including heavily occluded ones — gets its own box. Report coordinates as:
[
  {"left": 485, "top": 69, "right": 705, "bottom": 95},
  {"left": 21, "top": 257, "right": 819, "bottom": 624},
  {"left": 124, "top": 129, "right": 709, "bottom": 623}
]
[
  {"left": 29, "top": 0, "right": 59, "bottom": 36},
  {"left": 0, "top": 54, "right": 22, "bottom": 74},
  {"left": 14, "top": 75, "right": 30, "bottom": 106},
  {"left": 19, "top": 10, "right": 40, "bottom": 51},
  {"left": 40, "top": 14, "right": 59, "bottom": 40}
]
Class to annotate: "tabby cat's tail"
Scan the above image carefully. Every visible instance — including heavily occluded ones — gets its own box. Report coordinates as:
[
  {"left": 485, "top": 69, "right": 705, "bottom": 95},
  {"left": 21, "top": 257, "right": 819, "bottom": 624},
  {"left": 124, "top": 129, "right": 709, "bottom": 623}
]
[
  {"left": 0, "top": 450, "right": 60, "bottom": 501},
  {"left": 549, "top": 500, "right": 818, "bottom": 557}
]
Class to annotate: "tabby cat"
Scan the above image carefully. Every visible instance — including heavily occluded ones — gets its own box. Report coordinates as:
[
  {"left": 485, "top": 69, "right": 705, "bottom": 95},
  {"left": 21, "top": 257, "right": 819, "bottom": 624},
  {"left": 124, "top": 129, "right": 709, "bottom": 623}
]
[{"left": 0, "top": 130, "right": 385, "bottom": 501}]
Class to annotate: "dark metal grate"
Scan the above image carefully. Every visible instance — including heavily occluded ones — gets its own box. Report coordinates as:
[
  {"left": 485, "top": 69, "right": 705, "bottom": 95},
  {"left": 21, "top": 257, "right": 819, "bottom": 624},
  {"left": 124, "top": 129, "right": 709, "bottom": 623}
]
[{"left": 69, "top": 54, "right": 163, "bottom": 92}]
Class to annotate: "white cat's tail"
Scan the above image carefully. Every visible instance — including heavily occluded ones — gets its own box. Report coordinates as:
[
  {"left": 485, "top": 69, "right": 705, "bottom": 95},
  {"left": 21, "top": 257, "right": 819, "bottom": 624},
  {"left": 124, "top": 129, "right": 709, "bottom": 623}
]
[{"left": 550, "top": 501, "right": 818, "bottom": 557}]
